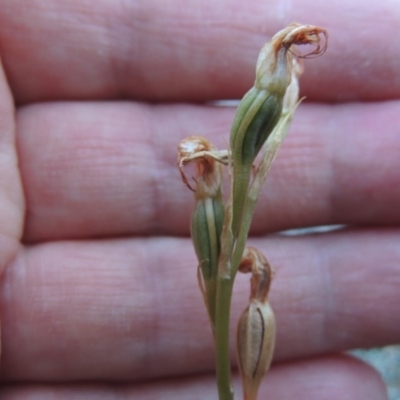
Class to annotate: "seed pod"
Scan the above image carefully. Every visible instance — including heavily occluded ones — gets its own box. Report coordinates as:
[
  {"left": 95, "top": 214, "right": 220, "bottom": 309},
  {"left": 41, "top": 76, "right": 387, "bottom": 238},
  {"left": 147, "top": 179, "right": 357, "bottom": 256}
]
[
  {"left": 191, "top": 196, "right": 224, "bottom": 280},
  {"left": 231, "top": 87, "right": 284, "bottom": 170},
  {"left": 237, "top": 247, "right": 276, "bottom": 400},
  {"left": 178, "top": 136, "right": 226, "bottom": 326},
  {"left": 231, "top": 23, "right": 327, "bottom": 168},
  {"left": 229, "top": 32, "right": 291, "bottom": 173},
  {"left": 229, "top": 24, "right": 327, "bottom": 238},
  {"left": 237, "top": 301, "right": 276, "bottom": 400}
]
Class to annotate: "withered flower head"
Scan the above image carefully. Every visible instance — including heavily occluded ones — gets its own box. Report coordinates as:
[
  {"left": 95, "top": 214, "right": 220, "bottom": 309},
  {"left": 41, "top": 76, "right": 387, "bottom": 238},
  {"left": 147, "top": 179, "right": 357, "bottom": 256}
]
[
  {"left": 177, "top": 136, "right": 224, "bottom": 198},
  {"left": 239, "top": 247, "right": 273, "bottom": 303},
  {"left": 256, "top": 23, "right": 328, "bottom": 92}
]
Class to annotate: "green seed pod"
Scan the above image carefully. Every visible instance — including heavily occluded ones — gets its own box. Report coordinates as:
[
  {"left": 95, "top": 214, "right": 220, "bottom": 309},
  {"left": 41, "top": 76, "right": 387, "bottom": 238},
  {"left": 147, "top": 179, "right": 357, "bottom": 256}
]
[
  {"left": 177, "top": 136, "right": 226, "bottom": 327},
  {"left": 191, "top": 196, "right": 225, "bottom": 326},
  {"left": 191, "top": 196, "right": 224, "bottom": 281},
  {"left": 230, "top": 87, "right": 284, "bottom": 171},
  {"left": 229, "top": 85, "right": 285, "bottom": 240},
  {"left": 229, "top": 39, "right": 292, "bottom": 238},
  {"left": 230, "top": 22, "right": 328, "bottom": 172},
  {"left": 230, "top": 36, "right": 292, "bottom": 174},
  {"left": 240, "top": 92, "right": 283, "bottom": 168}
]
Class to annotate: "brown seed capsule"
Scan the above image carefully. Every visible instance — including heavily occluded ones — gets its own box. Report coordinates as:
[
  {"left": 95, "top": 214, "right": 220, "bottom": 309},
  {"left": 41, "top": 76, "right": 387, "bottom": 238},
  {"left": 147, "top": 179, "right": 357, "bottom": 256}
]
[
  {"left": 237, "top": 247, "right": 276, "bottom": 400},
  {"left": 237, "top": 301, "right": 276, "bottom": 400}
]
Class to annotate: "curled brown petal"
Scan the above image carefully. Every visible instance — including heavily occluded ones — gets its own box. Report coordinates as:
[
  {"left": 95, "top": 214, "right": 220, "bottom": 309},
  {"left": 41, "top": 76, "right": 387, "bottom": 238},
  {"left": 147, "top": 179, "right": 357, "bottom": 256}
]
[
  {"left": 278, "top": 23, "right": 328, "bottom": 59},
  {"left": 178, "top": 136, "right": 215, "bottom": 179}
]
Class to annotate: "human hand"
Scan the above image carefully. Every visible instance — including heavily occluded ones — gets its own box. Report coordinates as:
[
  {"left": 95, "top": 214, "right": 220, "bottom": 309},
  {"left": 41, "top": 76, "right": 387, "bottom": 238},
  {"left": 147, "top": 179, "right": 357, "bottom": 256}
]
[{"left": 0, "top": 1, "right": 399, "bottom": 399}]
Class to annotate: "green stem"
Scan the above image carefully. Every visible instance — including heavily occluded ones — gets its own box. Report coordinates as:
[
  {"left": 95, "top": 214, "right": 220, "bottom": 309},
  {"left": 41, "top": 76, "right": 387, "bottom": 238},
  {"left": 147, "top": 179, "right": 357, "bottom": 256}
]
[
  {"left": 232, "top": 194, "right": 258, "bottom": 271},
  {"left": 215, "top": 276, "right": 235, "bottom": 400}
]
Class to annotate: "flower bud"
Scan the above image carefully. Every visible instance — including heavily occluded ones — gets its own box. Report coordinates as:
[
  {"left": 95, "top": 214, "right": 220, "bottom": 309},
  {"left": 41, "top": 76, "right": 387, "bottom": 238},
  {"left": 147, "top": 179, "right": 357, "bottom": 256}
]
[{"left": 237, "top": 247, "right": 276, "bottom": 400}]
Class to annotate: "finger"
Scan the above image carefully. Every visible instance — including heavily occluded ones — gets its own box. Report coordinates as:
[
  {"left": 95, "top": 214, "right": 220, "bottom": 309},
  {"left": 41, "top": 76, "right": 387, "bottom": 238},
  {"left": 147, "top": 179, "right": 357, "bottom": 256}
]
[
  {"left": 0, "top": 57, "right": 24, "bottom": 270},
  {"left": 2, "top": 229, "right": 399, "bottom": 381},
  {"left": 0, "top": 0, "right": 399, "bottom": 102},
  {"left": 0, "top": 356, "right": 387, "bottom": 400},
  {"left": 0, "top": 52, "right": 24, "bottom": 373},
  {"left": 17, "top": 100, "right": 400, "bottom": 241}
]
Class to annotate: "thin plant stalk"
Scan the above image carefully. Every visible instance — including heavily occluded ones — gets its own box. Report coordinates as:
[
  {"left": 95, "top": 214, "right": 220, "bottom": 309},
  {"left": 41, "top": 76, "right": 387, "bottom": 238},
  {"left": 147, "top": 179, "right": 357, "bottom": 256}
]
[{"left": 215, "top": 276, "right": 235, "bottom": 400}]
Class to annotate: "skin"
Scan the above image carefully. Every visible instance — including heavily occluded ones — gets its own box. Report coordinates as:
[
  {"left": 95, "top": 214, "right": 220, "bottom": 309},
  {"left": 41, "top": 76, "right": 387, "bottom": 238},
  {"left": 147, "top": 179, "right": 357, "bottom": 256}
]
[{"left": 0, "top": 0, "right": 399, "bottom": 398}]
